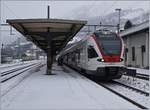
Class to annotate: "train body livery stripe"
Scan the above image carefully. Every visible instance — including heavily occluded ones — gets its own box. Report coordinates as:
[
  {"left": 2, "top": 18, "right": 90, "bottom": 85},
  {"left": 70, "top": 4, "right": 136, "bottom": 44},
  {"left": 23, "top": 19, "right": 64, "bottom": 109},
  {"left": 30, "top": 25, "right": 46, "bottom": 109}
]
[{"left": 120, "top": 35, "right": 124, "bottom": 58}]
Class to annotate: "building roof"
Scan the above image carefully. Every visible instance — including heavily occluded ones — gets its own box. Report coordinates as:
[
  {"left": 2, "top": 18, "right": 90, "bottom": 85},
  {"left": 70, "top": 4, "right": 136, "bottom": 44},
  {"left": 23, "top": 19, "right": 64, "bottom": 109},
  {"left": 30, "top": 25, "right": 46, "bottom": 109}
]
[
  {"left": 120, "top": 20, "right": 149, "bottom": 37},
  {"left": 7, "top": 19, "right": 87, "bottom": 54}
]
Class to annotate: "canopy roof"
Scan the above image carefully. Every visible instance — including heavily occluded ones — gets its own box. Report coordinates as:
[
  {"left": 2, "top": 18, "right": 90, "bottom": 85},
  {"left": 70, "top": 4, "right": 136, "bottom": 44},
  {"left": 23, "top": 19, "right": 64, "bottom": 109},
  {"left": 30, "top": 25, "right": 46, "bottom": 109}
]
[
  {"left": 120, "top": 20, "right": 149, "bottom": 37},
  {"left": 7, "top": 19, "right": 87, "bottom": 54}
]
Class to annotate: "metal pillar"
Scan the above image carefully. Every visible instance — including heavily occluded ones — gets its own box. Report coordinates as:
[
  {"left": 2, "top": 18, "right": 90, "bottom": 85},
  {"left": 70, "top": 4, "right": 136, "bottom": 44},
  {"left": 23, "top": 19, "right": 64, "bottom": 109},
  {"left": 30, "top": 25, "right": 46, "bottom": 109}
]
[
  {"left": 47, "top": 5, "right": 50, "bottom": 19},
  {"left": 47, "top": 46, "right": 53, "bottom": 74},
  {"left": 115, "top": 8, "right": 121, "bottom": 34},
  {"left": 46, "top": 5, "right": 53, "bottom": 74},
  {"left": 46, "top": 36, "right": 53, "bottom": 75}
]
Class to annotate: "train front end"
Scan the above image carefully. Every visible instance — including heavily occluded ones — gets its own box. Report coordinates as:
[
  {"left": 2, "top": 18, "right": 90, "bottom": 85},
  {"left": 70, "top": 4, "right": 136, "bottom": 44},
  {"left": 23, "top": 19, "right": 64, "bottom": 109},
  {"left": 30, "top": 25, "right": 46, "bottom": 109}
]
[{"left": 91, "top": 30, "right": 126, "bottom": 80}]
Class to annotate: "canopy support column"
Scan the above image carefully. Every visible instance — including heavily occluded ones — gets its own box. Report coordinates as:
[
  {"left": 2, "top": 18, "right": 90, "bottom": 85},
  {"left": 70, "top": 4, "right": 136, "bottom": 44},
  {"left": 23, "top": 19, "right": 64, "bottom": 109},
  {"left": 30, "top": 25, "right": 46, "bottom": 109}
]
[{"left": 46, "top": 36, "right": 53, "bottom": 75}]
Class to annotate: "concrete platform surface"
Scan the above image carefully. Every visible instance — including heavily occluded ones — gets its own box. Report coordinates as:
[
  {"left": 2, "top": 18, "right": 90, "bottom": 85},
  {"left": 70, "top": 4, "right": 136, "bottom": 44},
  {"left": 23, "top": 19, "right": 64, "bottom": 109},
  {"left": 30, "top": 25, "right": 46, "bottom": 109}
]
[{"left": 1, "top": 63, "right": 139, "bottom": 110}]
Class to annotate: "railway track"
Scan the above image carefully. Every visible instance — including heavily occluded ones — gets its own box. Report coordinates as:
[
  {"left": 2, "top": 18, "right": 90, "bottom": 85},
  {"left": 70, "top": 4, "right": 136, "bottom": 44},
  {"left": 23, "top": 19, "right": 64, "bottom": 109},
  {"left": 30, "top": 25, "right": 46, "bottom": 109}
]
[
  {"left": 124, "top": 73, "right": 149, "bottom": 81},
  {"left": 1, "top": 62, "right": 46, "bottom": 97},
  {"left": 1, "top": 63, "right": 41, "bottom": 83},
  {"left": 98, "top": 82, "right": 148, "bottom": 109},
  {"left": 0, "top": 61, "right": 34, "bottom": 69},
  {"left": 135, "top": 73, "right": 149, "bottom": 80},
  {"left": 112, "top": 80, "right": 149, "bottom": 96},
  {"left": 0, "top": 63, "right": 24, "bottom": 69},
  {"left": 93, "top": 79, "right": 148, "bottom": 109},
  {"left": 1, "top": 63, "right": 36, "bottom": 76}
]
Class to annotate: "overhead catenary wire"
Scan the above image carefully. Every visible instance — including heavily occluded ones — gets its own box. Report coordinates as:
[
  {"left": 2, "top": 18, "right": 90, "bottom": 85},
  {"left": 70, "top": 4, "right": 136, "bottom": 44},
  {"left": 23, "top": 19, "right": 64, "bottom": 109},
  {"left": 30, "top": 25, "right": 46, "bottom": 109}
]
[
  {"left": 101, "top": 1, "right": 117, "bottom": 17},
  {"left": 1, "top": 2, "right": 21, "bottom": 35},
  {"left": 0, "top": 2, "right": 20, "bottom": 34},
  {"left": 3, "top": 2, "right": 20, "bottom": 19}
]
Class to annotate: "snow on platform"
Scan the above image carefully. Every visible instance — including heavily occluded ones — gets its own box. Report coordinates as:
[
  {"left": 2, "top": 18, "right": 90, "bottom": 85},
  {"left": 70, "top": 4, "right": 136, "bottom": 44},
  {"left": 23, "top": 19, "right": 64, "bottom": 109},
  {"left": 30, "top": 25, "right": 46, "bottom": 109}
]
[
  {"left": 1, "top": 61, "right": 44, "bottom": 97},
  {"left": 1, "top": 63, "right": 139, "bottom": 110},
  {"left": 127, "top": 67, "right": 149, "bottom": 75}
]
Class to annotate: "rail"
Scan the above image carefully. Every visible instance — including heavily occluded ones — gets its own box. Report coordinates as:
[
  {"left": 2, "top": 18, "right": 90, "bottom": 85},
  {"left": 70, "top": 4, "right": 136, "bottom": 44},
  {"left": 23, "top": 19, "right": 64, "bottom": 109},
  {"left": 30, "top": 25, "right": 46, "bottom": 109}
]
[{"left": 1, "top": 63, "right": 41, "bottom": 83}]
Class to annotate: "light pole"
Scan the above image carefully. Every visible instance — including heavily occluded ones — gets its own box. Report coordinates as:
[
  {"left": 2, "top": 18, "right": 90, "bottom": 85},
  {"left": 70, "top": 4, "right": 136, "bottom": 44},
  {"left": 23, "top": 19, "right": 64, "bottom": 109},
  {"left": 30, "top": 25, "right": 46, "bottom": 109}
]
[
  {"left": 115, "top": 8, "right": 121, "bottom": 34},
  {"left": 47, "top": 5, "right": 50, "bottom": 19}
]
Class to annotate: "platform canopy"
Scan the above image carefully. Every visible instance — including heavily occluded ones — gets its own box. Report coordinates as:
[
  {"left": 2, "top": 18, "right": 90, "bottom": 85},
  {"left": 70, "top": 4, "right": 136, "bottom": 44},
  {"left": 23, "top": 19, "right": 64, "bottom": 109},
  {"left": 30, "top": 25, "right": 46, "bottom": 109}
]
[{"left": 7, "top": 19, "right": 87, "bottom": 54}]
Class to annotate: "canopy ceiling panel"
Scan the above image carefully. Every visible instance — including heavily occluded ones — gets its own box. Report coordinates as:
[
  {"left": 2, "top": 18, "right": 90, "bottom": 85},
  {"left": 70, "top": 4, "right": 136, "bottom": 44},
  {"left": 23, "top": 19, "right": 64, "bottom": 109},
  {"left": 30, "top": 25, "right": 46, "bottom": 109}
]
[
  {"left": 22, "top": 23, "right": 72, "bottom": 28},
  {"left": 7, "top": 19, "right": 87, "bottom": 54}
]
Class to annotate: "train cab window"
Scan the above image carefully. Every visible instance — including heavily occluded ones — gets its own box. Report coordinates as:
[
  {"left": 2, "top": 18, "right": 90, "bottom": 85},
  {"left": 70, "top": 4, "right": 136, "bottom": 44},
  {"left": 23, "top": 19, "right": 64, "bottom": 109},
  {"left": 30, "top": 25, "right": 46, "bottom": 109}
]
[
  {"left": 94, "top": 32, "right": 121, "bottom": 55},
  {"left": 88, "top": 45, "right": 98, "bottom": 58}
]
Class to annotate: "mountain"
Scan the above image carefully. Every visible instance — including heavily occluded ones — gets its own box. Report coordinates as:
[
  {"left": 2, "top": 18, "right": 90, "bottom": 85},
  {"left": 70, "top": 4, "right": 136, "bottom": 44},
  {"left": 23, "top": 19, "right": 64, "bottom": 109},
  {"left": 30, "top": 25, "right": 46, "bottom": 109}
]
[
  {"left": 70, "top": 8, "right": 149, "bottom": 43},
  {"left": 87, "top": 8, "right": 148, "bottom": 28}
]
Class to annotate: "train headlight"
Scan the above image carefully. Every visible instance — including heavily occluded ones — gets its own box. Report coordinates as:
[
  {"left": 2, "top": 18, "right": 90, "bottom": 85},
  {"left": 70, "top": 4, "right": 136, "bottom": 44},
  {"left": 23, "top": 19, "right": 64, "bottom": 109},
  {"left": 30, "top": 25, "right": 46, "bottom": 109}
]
[
  {"left": 120, "top": 58, "right": 123, "bottom": 62},
  {"left": 97, "top": 58, "right": 104, "bottom": 62},
  {"left": 101, "top": 59, "right": 104, "bottom": 62}
]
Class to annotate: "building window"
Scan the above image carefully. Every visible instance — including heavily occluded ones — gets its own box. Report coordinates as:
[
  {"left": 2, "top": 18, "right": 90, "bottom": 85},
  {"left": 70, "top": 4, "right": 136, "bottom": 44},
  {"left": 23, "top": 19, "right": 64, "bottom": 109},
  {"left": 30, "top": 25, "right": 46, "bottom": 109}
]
[
  {"left": 77, "top": 50, "right": 80, "bottom": 63},
  {"left": 141, "top": 45, "right": 145, "bottom": 53},
  {"left": 141, "top": 45, "right": 145, "bottom": 67},
  {"left": 88, "top": 46, "right": 98, "bottom": 58},
  {"left": 125, "top": 48, "right": 128, "bottom": 62},
  {"left": 125, "top": 48, "right": 128, "bottom": 53},
  {"left": 132, "top": 47, "right": 135, "bottom": 61}
]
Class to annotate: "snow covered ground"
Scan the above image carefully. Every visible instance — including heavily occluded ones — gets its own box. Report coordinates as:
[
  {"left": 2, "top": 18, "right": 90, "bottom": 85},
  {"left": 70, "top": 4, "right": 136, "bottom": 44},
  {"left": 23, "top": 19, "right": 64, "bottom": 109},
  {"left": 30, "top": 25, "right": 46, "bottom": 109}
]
[
  {"left": 1, "top": 61, "right": 39, "bottom": 73},
  {"left": 1, "top": 60, "right": 45, "bottom": 96},
  {"left": 115, "top": 75, "right": 149, "bottom": 93},
  {"left": 102, "top": 81, "right": 149, "bottom": 108},
  {"left": 0, "top": 62, "right": 25, "bottom": 68},
  {"left": 111, "top": 67, "right": 149, "bottom": 108},
  {"left": 1, "top": 63, "right": 139, "bottom": 110},
  {"left": 0, "top": 60, "right": 40, "bottom": 69}
]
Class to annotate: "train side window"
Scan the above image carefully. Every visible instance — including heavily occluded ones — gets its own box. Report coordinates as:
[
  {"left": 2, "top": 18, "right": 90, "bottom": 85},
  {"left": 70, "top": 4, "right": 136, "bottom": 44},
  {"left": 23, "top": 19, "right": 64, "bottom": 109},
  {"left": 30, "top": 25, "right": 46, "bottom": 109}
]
[
  {"left": 132, "top": 47, "right": 135, "bottom": 61},
  {"left": 88, "top": 45, "right": 98, "bottom": 58},
  {"left": 77, "top": 50, "right": 80, "bottom": 63}
]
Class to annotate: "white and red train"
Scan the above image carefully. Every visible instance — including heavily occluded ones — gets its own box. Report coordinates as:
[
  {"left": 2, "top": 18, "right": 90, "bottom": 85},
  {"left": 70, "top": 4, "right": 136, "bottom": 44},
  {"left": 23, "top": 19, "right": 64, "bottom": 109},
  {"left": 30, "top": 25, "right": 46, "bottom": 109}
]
[{"left": 58, "top": 29, "right": 126, "bottom": 80}]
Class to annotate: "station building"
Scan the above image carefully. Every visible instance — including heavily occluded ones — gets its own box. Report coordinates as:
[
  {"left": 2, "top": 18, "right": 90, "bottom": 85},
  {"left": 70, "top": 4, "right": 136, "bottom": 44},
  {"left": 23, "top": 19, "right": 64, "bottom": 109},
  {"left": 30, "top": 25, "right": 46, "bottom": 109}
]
[{"left": 120, "top": 20, "right": 149, "bottom": 69}]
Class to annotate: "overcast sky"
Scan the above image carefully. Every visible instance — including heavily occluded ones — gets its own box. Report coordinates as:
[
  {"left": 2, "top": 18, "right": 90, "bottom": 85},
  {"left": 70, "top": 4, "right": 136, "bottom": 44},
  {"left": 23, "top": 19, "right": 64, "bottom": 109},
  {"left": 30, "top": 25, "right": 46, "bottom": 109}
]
[
  {"left": 1, "top": 1, "right": 149, "bottom": 23},
  {"left": 0, "top": 1, "right": 149, "bottom": 45}
]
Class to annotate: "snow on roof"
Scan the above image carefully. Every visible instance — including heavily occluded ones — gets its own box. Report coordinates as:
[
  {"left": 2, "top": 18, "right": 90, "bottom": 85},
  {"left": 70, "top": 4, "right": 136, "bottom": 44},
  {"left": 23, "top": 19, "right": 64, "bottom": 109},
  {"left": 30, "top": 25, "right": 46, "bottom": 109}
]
[
  {"left": 20, "top": 42, "right": 31, "bottom": 46},
  {"left": 120, "top": 20, "right": 149, "bottom": 37}
]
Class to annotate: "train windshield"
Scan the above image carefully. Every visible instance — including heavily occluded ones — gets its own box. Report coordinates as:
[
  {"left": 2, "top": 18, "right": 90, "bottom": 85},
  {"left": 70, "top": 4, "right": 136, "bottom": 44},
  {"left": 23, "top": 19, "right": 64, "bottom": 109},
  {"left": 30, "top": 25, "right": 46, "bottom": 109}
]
[{"left": 94, "top": 32, "right": 121, "bottom": 55}]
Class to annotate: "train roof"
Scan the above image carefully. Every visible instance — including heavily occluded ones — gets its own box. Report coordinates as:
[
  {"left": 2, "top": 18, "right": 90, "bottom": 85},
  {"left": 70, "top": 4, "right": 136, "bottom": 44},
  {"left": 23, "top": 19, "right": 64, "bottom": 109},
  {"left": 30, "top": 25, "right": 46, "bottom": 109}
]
[
  {"left": 59, "top": 36, "right": 87, "bottom": 56},
  {"left": 59, "top": 29, "right": 117, "bottom": 56}
]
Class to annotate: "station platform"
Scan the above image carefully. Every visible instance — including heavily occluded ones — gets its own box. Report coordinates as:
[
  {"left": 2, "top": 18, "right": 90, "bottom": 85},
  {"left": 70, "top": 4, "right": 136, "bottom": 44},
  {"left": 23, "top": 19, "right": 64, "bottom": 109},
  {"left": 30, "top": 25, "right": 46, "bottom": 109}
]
[{"left": 1, "top": 62, "right": 139, "bottom": 110}]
